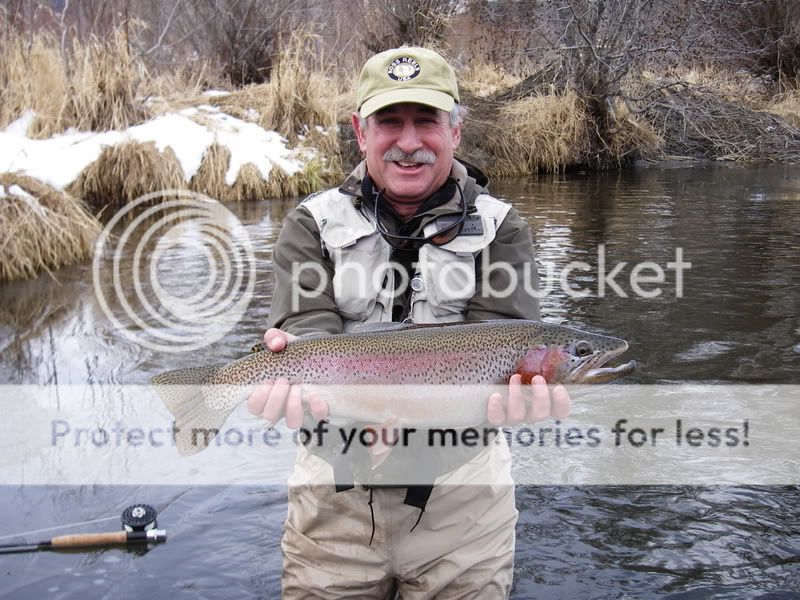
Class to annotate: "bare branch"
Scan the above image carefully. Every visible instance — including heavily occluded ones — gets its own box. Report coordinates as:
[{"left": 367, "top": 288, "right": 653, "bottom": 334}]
[{"left": 143, "top": 0, "right": 182, "bottom": 56}]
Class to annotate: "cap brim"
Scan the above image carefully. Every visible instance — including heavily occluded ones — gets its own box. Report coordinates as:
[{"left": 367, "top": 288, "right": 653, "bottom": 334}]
[{"left": 360, "top": 88, "right": 455, "bottom": 118}]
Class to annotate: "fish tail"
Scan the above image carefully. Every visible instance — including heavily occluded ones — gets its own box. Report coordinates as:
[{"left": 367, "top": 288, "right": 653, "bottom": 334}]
[{"left": 152, "top": 364, "right": 234, "bottom": 456}]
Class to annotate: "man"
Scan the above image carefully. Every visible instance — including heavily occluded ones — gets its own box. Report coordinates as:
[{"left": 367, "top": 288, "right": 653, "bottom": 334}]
[{"left": 247, "top": 46, "right": 570, "bottom": 598}]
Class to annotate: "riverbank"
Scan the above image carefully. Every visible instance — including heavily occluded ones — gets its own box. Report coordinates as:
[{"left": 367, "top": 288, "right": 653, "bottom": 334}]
[{"left": 1, "top": 27, "right": 799, "bottom": 281}]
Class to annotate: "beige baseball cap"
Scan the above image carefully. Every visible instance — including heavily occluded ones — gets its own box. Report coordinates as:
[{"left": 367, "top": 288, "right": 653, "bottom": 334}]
[{"left": 357, "top": 46, "right": 459, "bottom": 118}]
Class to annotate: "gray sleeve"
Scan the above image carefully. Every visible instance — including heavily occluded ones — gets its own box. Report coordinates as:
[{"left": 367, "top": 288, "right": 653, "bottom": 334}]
[
  {"left": 266, "top": 205, "right": 344, "bottom": 336},
  {"left": 466, "top": 207, "right": 541, "bottom": 321}
]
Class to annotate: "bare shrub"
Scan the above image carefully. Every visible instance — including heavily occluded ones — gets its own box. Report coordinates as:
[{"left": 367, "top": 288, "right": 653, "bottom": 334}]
[
  {"left": 643, "top": 83, "right": 800, "bottom": 161},
  {"left": 355, "top": 0, "right": 461, "bottom": 54},
  {"left": 738, "top": 0, "right": 800, "bottom": 89},
  {"left": 499, "top": 0, "right": 699, "bottom": 165}
]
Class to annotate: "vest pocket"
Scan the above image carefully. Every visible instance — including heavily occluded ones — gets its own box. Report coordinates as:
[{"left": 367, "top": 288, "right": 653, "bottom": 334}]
[
  {"left": 418, "top": 246, "right": 476, "bottom": 318},
  {"left": 327, "top": 237, "right": 391, "bottom": 321}
]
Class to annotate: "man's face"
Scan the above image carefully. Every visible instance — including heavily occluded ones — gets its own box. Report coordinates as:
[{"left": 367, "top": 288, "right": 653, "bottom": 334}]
[{"left": 351, "top": 103, "right": 461, "bottom": 210}]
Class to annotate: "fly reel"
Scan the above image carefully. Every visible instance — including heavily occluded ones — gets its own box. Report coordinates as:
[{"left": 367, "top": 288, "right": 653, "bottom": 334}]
[{"left": 121, "top": 504, "right": 159, "bottom": 532}]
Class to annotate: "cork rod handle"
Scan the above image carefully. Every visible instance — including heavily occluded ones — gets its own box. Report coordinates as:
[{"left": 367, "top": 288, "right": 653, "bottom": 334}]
[{"left": 50, "top": 531, "right": 129, "bottom": 548}]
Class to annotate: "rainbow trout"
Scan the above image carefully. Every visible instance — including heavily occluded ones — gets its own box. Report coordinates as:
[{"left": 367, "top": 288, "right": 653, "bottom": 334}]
[{"left": 153, "top": 320, "right": 635, "bottom": 454}]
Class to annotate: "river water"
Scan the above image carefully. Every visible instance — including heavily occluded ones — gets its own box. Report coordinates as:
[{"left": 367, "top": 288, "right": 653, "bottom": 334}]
[{"left": 0, "top": 164, "right": 798, "bottom": 597}]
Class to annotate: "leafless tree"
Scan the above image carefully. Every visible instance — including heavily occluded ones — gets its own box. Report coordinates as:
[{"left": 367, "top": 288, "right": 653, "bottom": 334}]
[
  {"left": 354, "top": 0, "right": 464, "bottom": 55},
  {"left": 492, "top": 0, "right": 706, "bottom": 164},
  {"left": 698, "top": 0, "right": 800, "bottom": 91}
]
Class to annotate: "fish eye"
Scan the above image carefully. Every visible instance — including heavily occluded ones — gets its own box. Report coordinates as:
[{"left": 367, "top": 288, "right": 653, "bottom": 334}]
[{"left": 573, "top": 341, "right": 593, "bottom": 357}]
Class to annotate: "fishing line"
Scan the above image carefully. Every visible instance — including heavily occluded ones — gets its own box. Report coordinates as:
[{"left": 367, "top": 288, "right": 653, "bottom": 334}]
[{"left": 0, "top": 515, "right": 119, "bottom": 542}]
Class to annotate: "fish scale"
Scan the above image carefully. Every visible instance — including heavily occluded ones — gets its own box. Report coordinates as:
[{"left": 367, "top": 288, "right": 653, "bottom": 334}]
[{"left": 153, "top": 320, "right": 635, "bottom": 455}]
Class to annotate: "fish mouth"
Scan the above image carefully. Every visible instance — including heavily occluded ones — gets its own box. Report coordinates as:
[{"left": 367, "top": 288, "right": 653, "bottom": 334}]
[
  {"left": 581, "top": 359, "right": 637, "bottom": 383},
  {"left": 569, "top": 341, "right": 635, "bottom": 383}
]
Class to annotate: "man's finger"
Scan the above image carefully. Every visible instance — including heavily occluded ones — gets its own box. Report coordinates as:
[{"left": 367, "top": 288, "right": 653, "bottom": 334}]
[
  {"left": 528, "top": 375, "right": 551, "bottom": 422},
  {"left": 284, "top": 385, "right": 304, "bottom": 429},
  {"left": 506, "top": 374, "right": 526, "bottom": 424},
  {"left": 486, "top": 392, "right": 505, "bottom": 426},
  {"left": 262, "top": 377, "right": 290, "bottom": 423},
  {"left": 264, "top": 328, "right": 288, "bottom": 353},
  {"left": 552, "top": 385, "right": 571, "bottom": 419},
  {"left": 308, "top": 392, "right": 329, "bottom": 421},
  {"left": 247, "top": 381, "right": 273, "bottom": 415}
]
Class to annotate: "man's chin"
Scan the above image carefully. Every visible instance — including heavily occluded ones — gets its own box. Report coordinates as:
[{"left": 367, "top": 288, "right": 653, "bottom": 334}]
[{"left": 383, "top": 181, "right": 433, "bottom": 205}]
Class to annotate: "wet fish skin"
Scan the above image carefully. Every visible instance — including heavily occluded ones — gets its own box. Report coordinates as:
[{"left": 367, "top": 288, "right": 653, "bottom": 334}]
[{"left": 153, "top": 320, "right": 635, "bottom": 455}]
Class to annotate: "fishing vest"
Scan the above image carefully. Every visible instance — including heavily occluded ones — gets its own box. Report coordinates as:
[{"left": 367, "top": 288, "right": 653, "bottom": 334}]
[
  {"left": 301, "top": 177, "right": 510, "bottom": 514},
  {"left": 302, "top": 189, "right": 511, "bottom": 328}
]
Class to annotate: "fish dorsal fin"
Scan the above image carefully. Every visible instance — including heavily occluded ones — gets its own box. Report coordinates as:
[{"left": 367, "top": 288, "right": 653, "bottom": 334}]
[
  {"left": 351, "top": 321, "right": 477, "bottom": 334},
  {"left": 353, "top": 320, "right": 535, "bottom": 334},
  {"left": 350, "top": 322, "right": 416, "bottom": 334}
]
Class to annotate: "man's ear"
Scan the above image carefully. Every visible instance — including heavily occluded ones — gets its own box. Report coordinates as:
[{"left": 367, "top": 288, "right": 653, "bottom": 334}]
[
  {"left": 451, "top": 122, "right": 462, "bottom": 149},
  {"left": 351, "top": 112, "right": 367, "bottom": 152}
]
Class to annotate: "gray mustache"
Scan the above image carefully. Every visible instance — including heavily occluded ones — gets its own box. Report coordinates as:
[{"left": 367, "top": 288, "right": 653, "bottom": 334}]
[{"left": 383, "top": 148, "right": 436, "bottom": 164}]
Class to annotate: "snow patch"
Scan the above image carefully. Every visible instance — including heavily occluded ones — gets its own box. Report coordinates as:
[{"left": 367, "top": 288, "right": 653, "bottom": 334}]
[
  {"left": 0, "top": 128, "right": 123, "bottom": 189},
  {"left": 204, "top": 111, "right": 302, "bottom": 184},
  {"left": 4, "top": 110, "right": 36, "bottom": 136},
  {"left": 8, "top": 184, "right": 47, "bottom": 216},
  {"left": 128, "top": 113, "right": 213, "bottom": 181},
  {"left": 8, "top": 184, "right": 34, "bottom": 200},
  {"left": 0, "top": 105, "right": 308, "bottom": 190}
]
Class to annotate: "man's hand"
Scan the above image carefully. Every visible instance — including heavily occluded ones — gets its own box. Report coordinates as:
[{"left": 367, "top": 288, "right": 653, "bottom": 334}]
[
  {"left": 246, "top": 328, "right": 328, "bottom": 428},
  {"left": 486, "top": 374, "right": 571, "bottom": 426}
]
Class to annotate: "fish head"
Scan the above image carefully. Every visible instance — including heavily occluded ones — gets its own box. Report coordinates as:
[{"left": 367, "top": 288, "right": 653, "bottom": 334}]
[{"left": 516, "top": 324, "right": 635, "bottom": 384}]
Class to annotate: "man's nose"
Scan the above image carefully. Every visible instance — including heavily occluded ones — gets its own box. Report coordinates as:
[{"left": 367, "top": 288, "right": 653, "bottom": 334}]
[{"left": 395, "top": 120, "right": 423, "bottom": 154}]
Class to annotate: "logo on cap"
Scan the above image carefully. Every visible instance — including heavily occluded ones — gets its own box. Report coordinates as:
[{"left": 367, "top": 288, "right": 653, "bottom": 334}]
[{"left": 387, "top": 57, "right": 420, "bottom": 82}]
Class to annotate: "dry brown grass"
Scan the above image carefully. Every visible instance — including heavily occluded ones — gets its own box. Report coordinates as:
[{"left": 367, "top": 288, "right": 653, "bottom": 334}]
[
  {"left": 482, "top": 91, "right": 590, "bottom": 175},
  {"left": 69, "top": 141, "right": 185, "bottom": 207},
  {"left": 605, "top": 97, "right": 663, "bottom": 163},
  {"left": 0, "top": 23, "right": 228, "bottom": 136},
  {"left": 460, "top": 61, "right": 522, "bottom": 98},
  {"left": 765, "top": 89, "right": 800, "bottom": 127},
  {"left": 189, "top": 143, "right": 235, "bottom": 201},
  {"left": 0, "top": 173, "right": 101, "bottom": 281},
  {"left": 217, "top": 30, "right": 343, "bottom": 138},
  {"left": 204, "top": 29, "right": 347, "bottom": 196},
  {"left": 215, "top": 29, "right": 346, "bottom": 188},
  {"left": 0, "top": 28, "right": 151, "bottom": 137},
  {"left": 476, "top": 90, "right": 662, "bottom": 175},
  {"left": 1, "top": 26, "right": 341, "bottom": 203},
  {"left": 188, "top": 142, "right": 330, "bottom": 201},
  {"left": 606, "top": 116, "right": 663, "bottom": 163},
  {"left": 188, "top": 143, "right": 283, "bottom": 202},
  {"left": 679, "top": 66, "right": 769, "bottom": 103}
]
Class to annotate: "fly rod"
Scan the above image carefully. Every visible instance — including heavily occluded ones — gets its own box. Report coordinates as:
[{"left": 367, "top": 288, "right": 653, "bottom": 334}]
[{"left": 0, "top": 504, "right": 166, "bottom": 555}]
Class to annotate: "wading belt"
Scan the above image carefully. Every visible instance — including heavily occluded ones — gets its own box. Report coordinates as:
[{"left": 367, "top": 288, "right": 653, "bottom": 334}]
[{"left": 333, "top": 449, "right": 436, "bottom": 545}]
